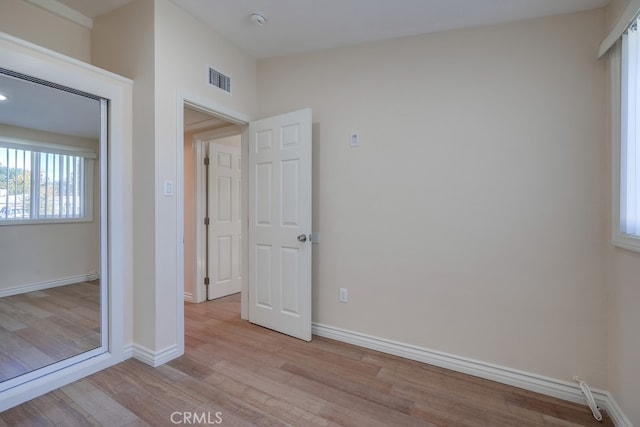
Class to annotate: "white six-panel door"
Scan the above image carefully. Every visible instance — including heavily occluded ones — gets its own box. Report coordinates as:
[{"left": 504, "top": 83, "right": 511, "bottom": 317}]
[
  {"left": 208, "top": 141, "right": 242, "bottom": 300},
  {"left": 249, "top": 108, "right": 312, "bottom": 341}
]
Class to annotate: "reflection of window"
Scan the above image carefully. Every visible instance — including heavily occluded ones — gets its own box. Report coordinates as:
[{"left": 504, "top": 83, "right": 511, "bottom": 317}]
[
  {"left": 622, "top": 20, "right": 640, "bottom": 239},
  {"left": 0, "top": 141, "right": 94, "bottom": 223}
]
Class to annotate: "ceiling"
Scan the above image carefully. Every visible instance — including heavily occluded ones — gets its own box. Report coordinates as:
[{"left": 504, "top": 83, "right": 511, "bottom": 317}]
[
  {"left": 56, "top": 0, "right": 610, "bottom": 59},
  {"left": 0, "top": 72, "right": 226, "bottom": 139},
  {"left": 184, "top": 106, "right": 231, "bottom": 132},
  {"left": 7, "top": 0, "right": 611, "bottom": 137},
  {"left": 0, "top": 73, "right": 100, "bottom": 139}
]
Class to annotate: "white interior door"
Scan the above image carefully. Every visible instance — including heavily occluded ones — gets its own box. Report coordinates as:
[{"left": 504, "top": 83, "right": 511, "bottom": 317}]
[
  {"left": 208, "top": 141, "right": 242, "bottom": 300},
  {"left": 249, "top": 108, "right": 312, "bottom": 341}
]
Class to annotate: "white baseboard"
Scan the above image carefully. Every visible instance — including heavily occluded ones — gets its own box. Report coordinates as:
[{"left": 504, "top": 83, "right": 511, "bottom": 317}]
[
  {"left": 122, "top": 344, "right": 134, "bottom": 360},
  {"left": 132, "top": 343, "right": 181, "bottom": 368},
  {"left": 312, "top": 323, "right": 631, "bottom": 427},
  {"left": 0, "top": 273, "right": 97, "bottom": 298},
  {"left": 183, "top": 292, "right": 195, "bottom": 303},
  {"left": 599, "top": 391, "right": 634, "bottom": 427}
]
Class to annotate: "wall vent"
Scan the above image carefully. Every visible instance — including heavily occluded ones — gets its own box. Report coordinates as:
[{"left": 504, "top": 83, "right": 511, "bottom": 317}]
[{"left": 208, "top": 67, "right": 231, "bottom": 93}]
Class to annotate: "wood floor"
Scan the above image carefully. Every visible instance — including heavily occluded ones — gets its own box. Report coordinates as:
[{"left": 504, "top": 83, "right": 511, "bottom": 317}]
[
  {"left": 0, "top": 282, "right": 101, "bottom": 382},
  {"left": 0, "top": 293, "right": 613, "bottom": 426}
]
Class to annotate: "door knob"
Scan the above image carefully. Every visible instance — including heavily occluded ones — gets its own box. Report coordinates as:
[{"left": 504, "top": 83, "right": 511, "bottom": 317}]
[{"left": 297, "top": 234, "right": 307, "bottom": 242}]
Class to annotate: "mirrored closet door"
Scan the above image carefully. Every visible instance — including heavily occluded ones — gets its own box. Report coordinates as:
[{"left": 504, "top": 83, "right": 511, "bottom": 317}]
[{"left": 0, "top": 68, "right": 108, "bottom": 390}]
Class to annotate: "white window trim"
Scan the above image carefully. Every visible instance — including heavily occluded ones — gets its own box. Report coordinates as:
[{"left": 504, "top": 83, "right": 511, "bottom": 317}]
[
  {"left": 0, "top": 136, "right": 97, "bottom": 159},
  {"left": 612, "top": 39, "right": 640, "bottom": 253},
  {"left": 599, "top": 0, "right": 640, "bottom": 58}
]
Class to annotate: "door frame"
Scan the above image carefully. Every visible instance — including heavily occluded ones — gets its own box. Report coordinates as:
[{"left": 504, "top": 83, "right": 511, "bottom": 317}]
[
  {"left": 194, "top": 126, "right": 243, "bottom": 303},
  {"left": 176, "top": 91, "right": 251, "bottom": 343}
]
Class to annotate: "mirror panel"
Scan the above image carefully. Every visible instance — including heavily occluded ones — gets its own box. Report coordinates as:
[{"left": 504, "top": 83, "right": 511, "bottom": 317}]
[{"left": 0, "top": 70, "right": 105, "bottom": 384}]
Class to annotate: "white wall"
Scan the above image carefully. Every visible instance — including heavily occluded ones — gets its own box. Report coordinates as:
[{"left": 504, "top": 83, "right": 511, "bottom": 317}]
[
  {"left": 0, "top": 125, "right": 100, "bottom": 291},
  {"left": 0, "top": 0, "right": 90, "bottom": 62},
  {"left": 93, "top": 0, "right": 256, "bottom": 354},
  {"left": 7, "top": 1, "right": 639, "bottom": 423},
  {"left": 258, "top": 10, "right": 609, "bottom": 387},
  {"left": 152, "top": 0, "right": 256, "bottom": 351},
  {"left": 92, "top": 0, "right": 157, "bottom": 352}
]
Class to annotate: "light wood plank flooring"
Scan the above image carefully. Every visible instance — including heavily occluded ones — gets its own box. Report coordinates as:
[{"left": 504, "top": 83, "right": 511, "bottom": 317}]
[
  {"left": 0, "top": 293, "right": 613, "bottom": 426},
  {"left": 0, "top": 282, "right": 101, "bottom": 382}
]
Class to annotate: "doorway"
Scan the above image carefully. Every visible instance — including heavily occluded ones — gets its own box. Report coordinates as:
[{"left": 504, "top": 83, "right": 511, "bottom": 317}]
[
  {"left": 196, "top": 131, "right": 243, "bottom": 301},
  {"left": 183, "top": 105, "right": 244, "bottom": 305},
  {"left": 177, "top": 94, "right": 313, "bottom": 346}
]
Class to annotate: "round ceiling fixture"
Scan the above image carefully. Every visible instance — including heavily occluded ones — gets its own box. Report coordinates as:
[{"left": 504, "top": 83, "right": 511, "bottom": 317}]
[
  {"left": 250, "top": 13, "right": 266, "bottom": 26},
  {"left": 0, "top": 94, "right": 6, "bottom": 101}
]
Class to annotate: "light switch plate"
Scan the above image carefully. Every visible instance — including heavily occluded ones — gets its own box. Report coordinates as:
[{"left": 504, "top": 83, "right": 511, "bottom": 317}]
[
  {"left": 164, "top": 180, "right": 174, "bottom": 197},
  {"left": 350, "top": 132, "right": 360, "bottom": 147},
  {"left": 339, "top": 288, "right": 348, "bottom": 303}
]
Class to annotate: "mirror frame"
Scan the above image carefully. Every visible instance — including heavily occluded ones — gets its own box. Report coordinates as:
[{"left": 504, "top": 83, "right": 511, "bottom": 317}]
[{"left": 0, "top": 32, "right": 132, "bottom": 411}]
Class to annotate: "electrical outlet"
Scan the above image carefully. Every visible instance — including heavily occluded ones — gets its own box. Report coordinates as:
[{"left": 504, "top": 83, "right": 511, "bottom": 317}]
[{"left": 339, "top": 288, "right": 348, "bottom": 303}]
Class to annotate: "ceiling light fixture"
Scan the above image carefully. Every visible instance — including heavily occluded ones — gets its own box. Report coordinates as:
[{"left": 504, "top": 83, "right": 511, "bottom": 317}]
[
  {"left": 250, "top": 13, "right": 266, "bottom": 26},
  {"left": 0, "top": 94, "right": 6, "bottom": 101}
]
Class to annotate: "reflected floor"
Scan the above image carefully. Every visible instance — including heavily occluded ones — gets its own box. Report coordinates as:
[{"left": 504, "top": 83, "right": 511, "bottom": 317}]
[{"left": 0, "top": 281, "right": 100, "bottom": 382}]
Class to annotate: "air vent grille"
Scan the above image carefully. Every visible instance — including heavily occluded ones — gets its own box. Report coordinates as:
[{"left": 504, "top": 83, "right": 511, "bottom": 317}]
[{"left": 208, "top": 67, "right": 231, "bottom": 93}]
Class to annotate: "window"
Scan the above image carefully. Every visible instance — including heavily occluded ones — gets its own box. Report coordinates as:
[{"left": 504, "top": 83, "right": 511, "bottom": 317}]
[
  {"left": 0, "top": 140, "right": 94, "bottom": 223},
  {"left": 617, "top": 16, "right": 640, "bottom": 251}
]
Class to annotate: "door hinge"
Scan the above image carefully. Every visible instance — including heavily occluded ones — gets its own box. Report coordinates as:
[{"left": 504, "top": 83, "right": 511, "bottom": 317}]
[
  {"left": 204, "top": 217, "right": 210, "bottom": 226},
  {"left": 204, "top": 277, "right": 210, "bottom": 286},
  {"left": 204, "top": 157, "right": 210, "bottom": 165}
]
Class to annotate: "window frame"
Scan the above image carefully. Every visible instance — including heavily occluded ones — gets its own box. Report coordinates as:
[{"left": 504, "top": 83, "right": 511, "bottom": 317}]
[
  {"left": 613, "top": 34, "right": 640, "bottom": 253},
  {"left": 0, "top": 137, "right": 95, "bottom": 225}
]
